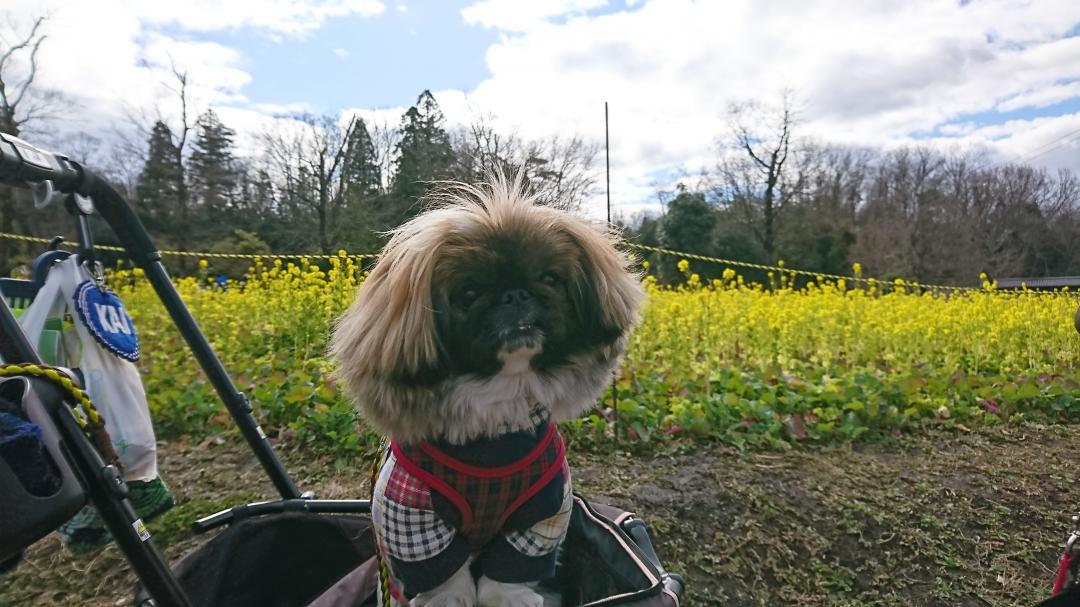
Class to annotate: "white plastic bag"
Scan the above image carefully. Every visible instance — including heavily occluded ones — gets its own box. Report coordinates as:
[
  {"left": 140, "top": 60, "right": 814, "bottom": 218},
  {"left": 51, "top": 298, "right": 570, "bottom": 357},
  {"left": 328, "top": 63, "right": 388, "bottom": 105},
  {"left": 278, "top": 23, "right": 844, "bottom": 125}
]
[{"left": 18, "top": 256, "right": 158, "bottom": 481}]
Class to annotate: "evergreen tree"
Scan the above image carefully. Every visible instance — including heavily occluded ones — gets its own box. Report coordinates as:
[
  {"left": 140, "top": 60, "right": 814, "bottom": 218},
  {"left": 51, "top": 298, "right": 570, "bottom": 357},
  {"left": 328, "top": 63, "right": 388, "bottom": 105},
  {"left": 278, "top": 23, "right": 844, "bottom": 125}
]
[
  {"left": 344, "top": 117, "right": 382, "bottom": 200},
  {"left": 391, "top": 90, "right": 455, "bottom": 205},
  {"left": 658, "top": 186, "right": 721, "bottom": 283},
  {"left": 134, "top": 121, "right": 183, "bottom": 239},
  {"left": 189, "top": 109, "right": 239, "bottom": 212}
]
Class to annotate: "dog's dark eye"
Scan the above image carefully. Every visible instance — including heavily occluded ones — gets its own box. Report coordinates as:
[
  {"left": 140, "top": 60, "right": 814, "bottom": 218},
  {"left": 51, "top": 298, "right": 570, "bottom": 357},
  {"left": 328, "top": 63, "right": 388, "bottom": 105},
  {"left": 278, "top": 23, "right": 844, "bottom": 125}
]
[
  {"left": 540, "top": 271, "right": 561, "bottom": 287},
  {"left": 454, "top": 285, "right": 481, "bottom": 309}
]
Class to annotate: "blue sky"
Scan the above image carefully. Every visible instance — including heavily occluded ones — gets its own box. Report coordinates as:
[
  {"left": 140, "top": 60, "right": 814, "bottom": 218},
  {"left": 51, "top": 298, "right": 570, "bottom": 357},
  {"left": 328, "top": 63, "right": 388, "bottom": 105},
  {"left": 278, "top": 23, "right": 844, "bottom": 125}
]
[
  {"left": 7, "top": 0, "right": 1080, "bottom": 217},
  {"left": 186, "top": 2, "right": 500, "bottom": 112},
  {"left": 922, "top": 97, "right": 1080, "bottom": 140}
]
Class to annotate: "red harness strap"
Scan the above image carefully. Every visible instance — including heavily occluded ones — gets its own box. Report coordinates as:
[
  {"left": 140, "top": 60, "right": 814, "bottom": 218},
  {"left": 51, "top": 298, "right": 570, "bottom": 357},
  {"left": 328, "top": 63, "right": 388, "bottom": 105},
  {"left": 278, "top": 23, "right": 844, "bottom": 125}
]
[
  {"left": 391, "top": 423, "right": 566, "bottom": 546},
  {"left": 1054, "top": 552, "right": 1076, "bottom": 595}
]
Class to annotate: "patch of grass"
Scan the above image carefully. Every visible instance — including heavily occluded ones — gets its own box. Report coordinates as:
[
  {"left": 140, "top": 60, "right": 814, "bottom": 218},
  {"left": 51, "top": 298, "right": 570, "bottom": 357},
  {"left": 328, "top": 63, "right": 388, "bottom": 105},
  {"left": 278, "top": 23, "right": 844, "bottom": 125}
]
[
  {"left": 569, "top": 424, "right": 1075, "bottom": 606},
  {"left": 147, "top": 490, "right": 263, "bottom": 545},
  {"left": 0, "top": 491, "right": 263, "bottom": 607}
]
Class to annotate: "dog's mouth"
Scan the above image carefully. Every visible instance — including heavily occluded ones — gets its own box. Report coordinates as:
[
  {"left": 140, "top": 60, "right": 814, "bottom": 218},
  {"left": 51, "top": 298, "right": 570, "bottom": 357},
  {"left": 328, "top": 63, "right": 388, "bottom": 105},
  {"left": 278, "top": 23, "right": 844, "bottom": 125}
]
[
  {"left": 500, "top": 323, "right": 543, "bottom": 350},
  {"left": 496, "top": 324, "right": 544, "bottom": 373}
]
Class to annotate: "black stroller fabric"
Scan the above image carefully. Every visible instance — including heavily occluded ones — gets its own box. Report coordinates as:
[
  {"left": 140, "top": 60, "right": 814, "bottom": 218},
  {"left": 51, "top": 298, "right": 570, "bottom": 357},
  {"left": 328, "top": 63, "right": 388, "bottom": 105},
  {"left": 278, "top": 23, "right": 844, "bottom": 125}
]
[
  {"left": 136, "top": 512, "right": 376, "bottom": 607},
  {"left": 1038, "top": 584, "right": 1080, "bottom": 607},
  {"left": 549, "top": 499, "right": 674, "bottom": 606},
  {"left": 137, "top": 497, "right": 679, "bottom": 607}
]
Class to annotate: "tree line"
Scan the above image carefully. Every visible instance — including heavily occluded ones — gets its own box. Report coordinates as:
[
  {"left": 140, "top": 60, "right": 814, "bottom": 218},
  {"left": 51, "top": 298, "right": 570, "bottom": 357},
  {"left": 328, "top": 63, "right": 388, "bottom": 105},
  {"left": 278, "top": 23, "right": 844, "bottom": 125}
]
[
  {"left": 4, "top": 83, "right": 598, "bottom": 274},
  {"left": 2, "top": 18, "right": 1078, "bottom": 285},
  {"left": 629, "top": 97, "right": 1080, "bottom": 286}
]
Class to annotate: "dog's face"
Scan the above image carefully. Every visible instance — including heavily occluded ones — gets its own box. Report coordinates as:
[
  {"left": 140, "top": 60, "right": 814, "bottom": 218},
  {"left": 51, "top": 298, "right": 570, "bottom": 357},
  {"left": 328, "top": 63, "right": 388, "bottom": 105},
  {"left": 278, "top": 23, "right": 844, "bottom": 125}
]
[
  {"left": 430, "top": 219, "right": 624, "bottom": 380},
  {"left": 330, "top": 175, "right": 644, "bottom": 443}
]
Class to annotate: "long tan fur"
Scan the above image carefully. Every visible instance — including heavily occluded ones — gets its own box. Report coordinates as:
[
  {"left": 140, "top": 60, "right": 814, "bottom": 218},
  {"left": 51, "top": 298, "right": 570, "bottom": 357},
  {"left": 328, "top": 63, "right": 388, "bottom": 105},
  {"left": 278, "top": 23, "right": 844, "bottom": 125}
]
[{"left": 329, "top": 172, "right": 644, "bottom": 444}]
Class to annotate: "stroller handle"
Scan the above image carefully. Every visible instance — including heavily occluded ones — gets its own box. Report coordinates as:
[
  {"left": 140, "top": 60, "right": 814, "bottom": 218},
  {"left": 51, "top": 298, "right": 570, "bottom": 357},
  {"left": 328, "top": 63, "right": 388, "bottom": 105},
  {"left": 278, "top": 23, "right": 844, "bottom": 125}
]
[
  {"left": 0, "top": 133, "right": 81, "bottom": 190},
  {"left": 1, "top": 134, "right": 302, "bottom": 501},
  {"left": 0, "top": 132, "right": 159, "bottom": 266}
]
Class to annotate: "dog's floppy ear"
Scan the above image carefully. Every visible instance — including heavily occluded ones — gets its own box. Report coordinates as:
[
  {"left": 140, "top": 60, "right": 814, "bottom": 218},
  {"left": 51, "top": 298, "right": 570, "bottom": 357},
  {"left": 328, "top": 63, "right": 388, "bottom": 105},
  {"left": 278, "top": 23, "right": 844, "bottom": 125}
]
[
  {"left": 560, "top": 217, "right": 645, "bottom": 346},
  {"left": 329, "top": 216, "right": 445, "bottom": 390}
]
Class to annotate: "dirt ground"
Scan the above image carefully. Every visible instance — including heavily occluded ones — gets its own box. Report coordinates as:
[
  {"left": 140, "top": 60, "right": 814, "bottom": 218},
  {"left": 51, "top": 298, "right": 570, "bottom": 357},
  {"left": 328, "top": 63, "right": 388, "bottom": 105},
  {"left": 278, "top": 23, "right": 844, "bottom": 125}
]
[{"left": 1, "top": 423, "right": 1076, "bottom": 606}]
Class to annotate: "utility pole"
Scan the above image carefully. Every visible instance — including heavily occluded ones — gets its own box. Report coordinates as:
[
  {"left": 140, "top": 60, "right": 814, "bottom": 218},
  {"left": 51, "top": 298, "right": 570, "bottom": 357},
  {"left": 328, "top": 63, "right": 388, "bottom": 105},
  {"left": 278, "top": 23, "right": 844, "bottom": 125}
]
[{"left": 605, "top": 101, "right": 618, "bottom": 445}]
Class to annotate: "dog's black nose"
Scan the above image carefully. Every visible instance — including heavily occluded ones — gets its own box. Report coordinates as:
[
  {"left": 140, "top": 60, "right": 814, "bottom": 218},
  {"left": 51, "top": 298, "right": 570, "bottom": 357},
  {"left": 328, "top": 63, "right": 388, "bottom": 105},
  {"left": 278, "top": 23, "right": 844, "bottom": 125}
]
[{"left": 501, "top": 289, "right": 532, "bottom": 306}]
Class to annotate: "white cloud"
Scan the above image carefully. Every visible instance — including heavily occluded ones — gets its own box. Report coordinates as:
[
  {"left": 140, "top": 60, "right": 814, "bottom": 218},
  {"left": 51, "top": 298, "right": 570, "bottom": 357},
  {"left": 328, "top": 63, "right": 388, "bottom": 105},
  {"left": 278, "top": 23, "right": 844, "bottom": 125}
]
[
  {"left": 997, "top": 81, "right": 1080, "bottom": 112},
  {"left": 128, "top": 0, "right": 385, "bottom": 37},
  {"left": 5, "top": 0, "right": 1080, "bottom": 220},
  {"left": 333, "top": 47, "right": 350, "bottom": 59},
  {"left": 0, "top": 2, "right": 254, "bottom": 138},
  {"left": 462, "top": 0, "right": 609, "bottom": 32},
  {"left": 927, "top": 112, "right": 1080, "bottom": 169},
  {"left": 343, "top": 104, "right": 408, "bottom": 128},
  {"left": 450, "top": 0, "right": 1080, "bottom": 217},
  {"left": 250, "top": 101, "right": 319, "bottom": 116},
  {"left": 0, "top": 0, "right": 387, "bottom": 160}
]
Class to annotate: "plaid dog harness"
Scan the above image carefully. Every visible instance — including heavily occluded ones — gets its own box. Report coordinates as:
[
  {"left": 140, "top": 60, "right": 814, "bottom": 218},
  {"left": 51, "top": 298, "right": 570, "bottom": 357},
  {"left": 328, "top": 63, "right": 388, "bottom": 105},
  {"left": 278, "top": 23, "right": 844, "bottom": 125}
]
[{"left": 372, "top": 418, "right": 572, "bottom": 599}]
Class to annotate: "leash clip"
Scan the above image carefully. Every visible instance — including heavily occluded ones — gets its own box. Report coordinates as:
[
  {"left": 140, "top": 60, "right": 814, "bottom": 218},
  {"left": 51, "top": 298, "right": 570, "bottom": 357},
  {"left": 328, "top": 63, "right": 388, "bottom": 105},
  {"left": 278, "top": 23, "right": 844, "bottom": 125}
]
[{"left": 83, "top": 259, "right": 106, "bottom": 289}]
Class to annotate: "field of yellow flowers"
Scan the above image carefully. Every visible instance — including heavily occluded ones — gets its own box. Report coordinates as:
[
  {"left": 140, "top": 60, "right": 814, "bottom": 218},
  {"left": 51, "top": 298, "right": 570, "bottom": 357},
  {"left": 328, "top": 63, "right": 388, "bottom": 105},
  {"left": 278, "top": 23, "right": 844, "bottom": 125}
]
[{"left": 112, "top": 254, "right": 1080, "bottom": 455}]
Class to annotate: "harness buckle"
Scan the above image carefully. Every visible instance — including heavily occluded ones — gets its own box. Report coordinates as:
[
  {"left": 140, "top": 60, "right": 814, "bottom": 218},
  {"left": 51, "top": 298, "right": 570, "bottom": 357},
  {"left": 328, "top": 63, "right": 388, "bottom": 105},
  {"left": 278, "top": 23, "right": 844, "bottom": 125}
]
[{"left": 1068, "top": 513, "right": 1080, "bottom": 556}]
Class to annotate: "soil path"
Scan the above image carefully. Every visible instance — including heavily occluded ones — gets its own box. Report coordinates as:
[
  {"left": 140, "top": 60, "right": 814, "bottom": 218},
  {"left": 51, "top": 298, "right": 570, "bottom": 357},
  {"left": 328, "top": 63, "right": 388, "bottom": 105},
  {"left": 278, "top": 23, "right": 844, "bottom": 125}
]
[{"left": 1, "top": 423, "right": 1076, "bottom": 606}]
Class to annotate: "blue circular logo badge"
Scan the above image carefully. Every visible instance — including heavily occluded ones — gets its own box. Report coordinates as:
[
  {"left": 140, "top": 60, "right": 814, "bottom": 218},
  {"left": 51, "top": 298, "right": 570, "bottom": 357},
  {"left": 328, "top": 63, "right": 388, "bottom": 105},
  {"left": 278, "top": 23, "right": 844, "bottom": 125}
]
[{"left": 73, "top": 281, "right": 140, "bottom": 362}]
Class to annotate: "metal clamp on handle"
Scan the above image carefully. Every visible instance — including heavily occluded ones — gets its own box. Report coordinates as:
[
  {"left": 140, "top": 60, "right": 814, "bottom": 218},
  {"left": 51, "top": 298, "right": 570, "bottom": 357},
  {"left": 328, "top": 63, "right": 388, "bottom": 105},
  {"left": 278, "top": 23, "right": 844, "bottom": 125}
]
[{"left": 0, "top": 133, "right": 81, "bottom": 190}]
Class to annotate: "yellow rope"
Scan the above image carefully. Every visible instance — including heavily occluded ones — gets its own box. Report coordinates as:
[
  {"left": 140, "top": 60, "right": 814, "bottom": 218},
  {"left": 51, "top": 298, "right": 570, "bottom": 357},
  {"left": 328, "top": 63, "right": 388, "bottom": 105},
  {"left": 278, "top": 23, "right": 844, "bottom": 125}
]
[
  {"left": 622, "top": 242, "right": 978, "bottom": 293},
  {"left": 0, "top": 232, "right": 375, "bottom": 261},
  {"left": 0, "top": 363, "right": 125, "bottom": 471},
  {"left": 369, "top": 438, "right": 392, "bottom": 607},
  {"left": 0, "top": 230, "right": 990, "bottom": 292},
  {"left": 157, "top": 249, "right": 375, "bottom": 261},
  {"left": 0, "top": 363, "right": 102, "bottom": 427}
]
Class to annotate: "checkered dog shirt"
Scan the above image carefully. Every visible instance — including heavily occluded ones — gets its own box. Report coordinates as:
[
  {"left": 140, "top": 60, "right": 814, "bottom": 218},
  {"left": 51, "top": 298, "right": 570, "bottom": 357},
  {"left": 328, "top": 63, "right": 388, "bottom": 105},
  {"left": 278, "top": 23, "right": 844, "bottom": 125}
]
[{"left": 372, "top": 417, "right": 572, "bottom": 599}]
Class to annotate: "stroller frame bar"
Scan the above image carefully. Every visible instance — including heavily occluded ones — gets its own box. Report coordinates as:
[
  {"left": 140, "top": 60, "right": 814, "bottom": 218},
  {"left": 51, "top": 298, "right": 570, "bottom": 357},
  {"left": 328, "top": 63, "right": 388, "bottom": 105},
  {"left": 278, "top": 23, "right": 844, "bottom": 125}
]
[
  {"left": 0, "top": 134, "right": 301, "bottom": 500},
  {"left": 0, "top": 294, "right": 193, "bottom": 607},
  {"left": 193, "top": 498, "right": 372, "bottom": 533},
  {"left": 88, "top": 179, "right": 302, "bottom": 500}
]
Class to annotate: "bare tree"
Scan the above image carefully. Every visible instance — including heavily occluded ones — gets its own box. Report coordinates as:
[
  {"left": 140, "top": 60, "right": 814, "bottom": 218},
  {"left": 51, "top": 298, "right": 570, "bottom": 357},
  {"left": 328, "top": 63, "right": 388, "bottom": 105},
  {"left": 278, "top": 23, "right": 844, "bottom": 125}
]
[
  {"left": 721, "top": 92, "right": 798, "bottom": 260},
  {"left": 765, "top": 142, "right": 871, "bottom": 274},
  {"left": 109, "top": 61, "right": 199, "bottom": 197},
  {"left": 451, "top": 114, "right": 600, "bottom": 211},
  {"left": 451, "top": 112, "right": 520, "bottom": 183},
  {"left": 520, "top": 134, "right": 600, "bottom": 211},
  {"left": 260, "top": 114, "right": 359, "bottom": 254},
  {"left": 851, "top": 146, "right": 1080, "bottom": 284},
  {"left": 368, "top": 118, "right": 400, "bottom": 195},
  {"left": 0, "top": 15, "right": 64, "bottom": 270},
  {"left": 163, "top": 65, "right": 194, "bottom": 232},
  {"left": 105, "top": 63, "right": 201, "bottom": 267},
  {"left": 0, "top": 16, "right": 63, "bottom": 136},
  {"left": 650, "top": 181, "right": 677, "bottom": 216}
]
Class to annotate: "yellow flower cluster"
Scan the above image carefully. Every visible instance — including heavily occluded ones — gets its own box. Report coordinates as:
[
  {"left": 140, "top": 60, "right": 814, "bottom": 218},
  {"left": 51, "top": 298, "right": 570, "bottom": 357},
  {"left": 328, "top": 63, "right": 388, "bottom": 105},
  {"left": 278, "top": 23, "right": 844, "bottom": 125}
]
[
  {"left": 634, "top": 263, "right": 1078, "bottom": 381},
  {"left": 103, "top": 255, "right": 1080, "bottom": 447}
]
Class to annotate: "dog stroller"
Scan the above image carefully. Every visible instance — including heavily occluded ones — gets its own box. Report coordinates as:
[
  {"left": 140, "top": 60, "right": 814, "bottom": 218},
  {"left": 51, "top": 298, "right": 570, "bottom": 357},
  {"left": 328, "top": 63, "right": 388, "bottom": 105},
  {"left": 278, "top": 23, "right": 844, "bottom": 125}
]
[
  {"left": 0, "top": 133, "right": 684, "bottom": 606},
  {"left": 1030, "top": 302, "right": 1080, "bottom": 607}
]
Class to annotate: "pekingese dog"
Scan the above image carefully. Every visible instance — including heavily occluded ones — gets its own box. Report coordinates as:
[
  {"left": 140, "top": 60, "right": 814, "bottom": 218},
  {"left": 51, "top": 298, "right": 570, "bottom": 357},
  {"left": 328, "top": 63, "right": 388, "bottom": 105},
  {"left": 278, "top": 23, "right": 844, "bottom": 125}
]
[{"left": 330, "top": 173, "right": 643, "bottom": 607}]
